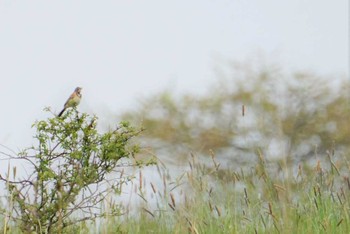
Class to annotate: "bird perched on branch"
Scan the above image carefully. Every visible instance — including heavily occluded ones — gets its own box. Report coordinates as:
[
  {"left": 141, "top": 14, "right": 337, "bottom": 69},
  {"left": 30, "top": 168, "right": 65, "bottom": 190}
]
[{"left": 58, "top": 87, "right": 82, "bottom": 117}]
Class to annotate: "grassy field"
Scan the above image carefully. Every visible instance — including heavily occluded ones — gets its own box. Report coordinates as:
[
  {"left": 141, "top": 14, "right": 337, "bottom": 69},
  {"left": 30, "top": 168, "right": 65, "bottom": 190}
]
[
  {"left": 2, "top": 151, "right": 349, "bottom": 234},
  {"left": 94, "top": 151, "right": 350, "bottom": 234}
]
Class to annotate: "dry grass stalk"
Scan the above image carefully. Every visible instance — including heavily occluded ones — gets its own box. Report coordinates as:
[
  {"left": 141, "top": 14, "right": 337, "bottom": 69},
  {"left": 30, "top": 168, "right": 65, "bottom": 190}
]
[
  {"left": 170, "top": 193, "right": 176, "bottom": 208},
  {"left": 142, "top": 208, "right": 155, "bottom": 218},
  {"left": 209, "top": 150, "right": 220, "bottom": 170},
  {"left": 274, "top": 184, "right": 286, "bottom": 192},
  {"left": 208, "top": 201, "right": 213, "bottom": 212},
  {"left": 315, "top": 160, "right": 322, "bottom": 173},
  {"left": 139, "top": 171, "right": 143, "bottom": 191},
  {"left": 337, "top": 219, "right": 343, "bottom": 227},
  {"left": 168, "top": 203, "right": 175, "bottom": 211},
  {"left": 244, "top": 188, "right": 250, "bottom": 205},
  {"left": 215, "top": 205, "right": 221, "bottom": 217},
  {"left": 163, "top": 174, "right": 167, "bottom": 196},
  {"left": 150, "top": 182, "right": 157, "bottom": 194},
  {"left": 186, "top": 218, "right": 199, "bottom": 234},
  {"left": 267, "top": 202, "right": 276, "bottom": 220}
]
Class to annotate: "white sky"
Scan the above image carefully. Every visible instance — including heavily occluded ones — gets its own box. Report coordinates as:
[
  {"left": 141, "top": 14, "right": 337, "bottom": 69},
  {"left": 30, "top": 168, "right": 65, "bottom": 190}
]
[{"left": 0, "top": 0, "right": 348, "bottom": 151}]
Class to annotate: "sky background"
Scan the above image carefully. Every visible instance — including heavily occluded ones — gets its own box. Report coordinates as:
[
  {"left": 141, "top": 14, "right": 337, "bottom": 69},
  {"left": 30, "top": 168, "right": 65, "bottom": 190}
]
[{"left": 0, "top": 0, "right": 348, "bottom": 153}]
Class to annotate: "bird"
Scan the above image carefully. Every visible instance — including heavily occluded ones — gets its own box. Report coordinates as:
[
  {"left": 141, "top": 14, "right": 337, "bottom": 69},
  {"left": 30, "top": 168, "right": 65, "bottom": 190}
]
[{"left": 58, "top": 87, "right": 82, "bottom": 117}]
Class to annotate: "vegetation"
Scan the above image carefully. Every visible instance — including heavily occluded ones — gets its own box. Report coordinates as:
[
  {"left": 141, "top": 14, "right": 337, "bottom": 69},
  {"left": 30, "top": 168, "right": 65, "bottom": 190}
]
[
  {"left": 123, "top": 63, "right": 350, "bottom": 165},
  {"left": 114, "top": 63, "right": 350, "bottom": 233},
  {"left": 0, "top": 109, "right": 144, "bottom": 233},
  {"left": 108, "top": 151, "right": 350, "bottom": 234},
  {"left": 0, "top": 63, "right": 349, "bottom": 233}
]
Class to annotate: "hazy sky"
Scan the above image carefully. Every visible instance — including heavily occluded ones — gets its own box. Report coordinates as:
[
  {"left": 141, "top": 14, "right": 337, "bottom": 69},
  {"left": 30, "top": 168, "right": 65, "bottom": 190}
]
[{"left": 0, "top": 1, "right": 348, "bottom": 151}]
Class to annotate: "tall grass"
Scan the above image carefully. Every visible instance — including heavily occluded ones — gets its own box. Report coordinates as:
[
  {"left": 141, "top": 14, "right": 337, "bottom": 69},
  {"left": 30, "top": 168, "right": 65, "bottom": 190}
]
[
  {"left": 102, "top": 150, "right": 350, "bottom": 234},
  {"left": 3, "top": 149, "right": 349, "bottom": 233}
]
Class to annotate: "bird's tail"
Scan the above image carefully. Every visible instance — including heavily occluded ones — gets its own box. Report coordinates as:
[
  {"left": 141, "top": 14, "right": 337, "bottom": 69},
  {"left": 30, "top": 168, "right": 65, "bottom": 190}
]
[{"left": 58, "top": 108, "right": 65, "bottom": 117}]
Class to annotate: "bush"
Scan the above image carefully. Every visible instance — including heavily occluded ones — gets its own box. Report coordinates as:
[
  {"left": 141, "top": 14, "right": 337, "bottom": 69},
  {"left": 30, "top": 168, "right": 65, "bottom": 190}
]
[{"left": 0, "top": 108, "right": 143, "bottom": 233}]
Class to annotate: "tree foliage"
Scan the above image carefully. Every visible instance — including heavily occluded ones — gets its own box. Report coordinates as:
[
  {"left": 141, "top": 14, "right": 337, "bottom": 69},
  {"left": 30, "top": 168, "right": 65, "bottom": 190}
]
[
  {"left": 0, "top": 109, "right": 143, "bottom": 233},
  {"left": 122, "top": 64, "right": 349, "bottom": 165}
]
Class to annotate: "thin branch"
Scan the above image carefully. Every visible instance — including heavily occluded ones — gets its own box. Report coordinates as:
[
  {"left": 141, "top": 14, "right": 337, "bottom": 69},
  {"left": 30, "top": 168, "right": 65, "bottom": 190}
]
[{"left": 0, "top": 174, "right": 34, "bottom": 186}]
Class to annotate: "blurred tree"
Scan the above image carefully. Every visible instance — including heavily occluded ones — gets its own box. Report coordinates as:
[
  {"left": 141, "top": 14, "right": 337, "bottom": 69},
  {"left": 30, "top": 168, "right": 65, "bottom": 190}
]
[{"left": 122, "top": 62, "right": 349, "bottom": 166}]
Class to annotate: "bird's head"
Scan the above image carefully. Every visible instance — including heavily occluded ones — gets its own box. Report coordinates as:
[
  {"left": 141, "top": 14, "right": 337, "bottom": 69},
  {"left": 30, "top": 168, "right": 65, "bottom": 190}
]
[{"left": 75, "top": 87, "right": 82, "bottom": 94}]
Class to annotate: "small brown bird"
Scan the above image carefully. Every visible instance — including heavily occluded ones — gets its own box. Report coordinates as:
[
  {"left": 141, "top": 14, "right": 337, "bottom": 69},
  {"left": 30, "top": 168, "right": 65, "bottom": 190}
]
[{"left": 58, "top": 87, "right": 82, "bottom": 117}]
